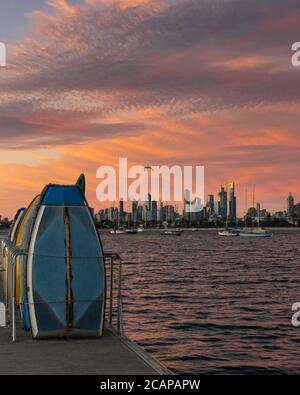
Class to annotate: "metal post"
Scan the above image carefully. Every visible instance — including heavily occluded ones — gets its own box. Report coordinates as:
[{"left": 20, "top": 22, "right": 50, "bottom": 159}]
[
  {"left": 12, "top": 254, "right": 16, "bottom": 342},
  {"left": 109, "top": 258, "right": 113, "bottom": 328},
  {"left": 117, "top": 257, "right": 123, "bottom": 335}
]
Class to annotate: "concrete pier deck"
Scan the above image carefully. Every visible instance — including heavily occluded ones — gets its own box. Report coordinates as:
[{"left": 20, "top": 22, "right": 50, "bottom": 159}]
[
  {"left": 0, "top": 228, "right": 170, "bottom": 375},
  {"left": 0, "top": 321, "right": 169, "bottom": 375}
]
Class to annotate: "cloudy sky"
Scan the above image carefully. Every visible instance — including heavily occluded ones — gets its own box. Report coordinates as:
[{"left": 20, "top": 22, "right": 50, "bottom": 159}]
[{"left": 0, "top": 0, "right": 299, "bottom": 217}]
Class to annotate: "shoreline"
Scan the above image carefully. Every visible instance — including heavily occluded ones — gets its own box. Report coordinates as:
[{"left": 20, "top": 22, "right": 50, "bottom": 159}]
[{"left": 98, "top": 227, "right": 300, "bottom": 232}]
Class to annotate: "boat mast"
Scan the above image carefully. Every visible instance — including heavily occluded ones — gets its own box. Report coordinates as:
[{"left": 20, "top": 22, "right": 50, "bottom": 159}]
[
  {"left": 245, "top": 186, "right": 247, "bottom": 228},
  {"left": 252, "top": 184, "right": 255, "bottom": 228}
]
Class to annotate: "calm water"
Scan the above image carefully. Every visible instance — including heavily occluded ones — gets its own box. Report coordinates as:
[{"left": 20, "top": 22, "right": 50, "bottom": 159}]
[{"left": 101, "top": 229, "right": 300, "bottom": 375}]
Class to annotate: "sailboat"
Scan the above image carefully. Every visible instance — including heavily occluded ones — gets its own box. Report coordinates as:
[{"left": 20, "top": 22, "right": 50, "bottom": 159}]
[
  {"left": 239, "top": 185, "right": 273, "bottom": 238},
  {"left": 218, "top": 228, "right": 239, "bottom": 237},
  {"left": 239, "top": 228, "right": 273, "bottom": 237},
  {"left": 218, "top": 211, "right": 239, "bottom": 237}
]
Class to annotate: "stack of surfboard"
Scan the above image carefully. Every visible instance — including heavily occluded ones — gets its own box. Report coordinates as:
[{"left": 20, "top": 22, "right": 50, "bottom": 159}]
[{"left": 1, "top": 175, "right": 105, "bottom": 339}]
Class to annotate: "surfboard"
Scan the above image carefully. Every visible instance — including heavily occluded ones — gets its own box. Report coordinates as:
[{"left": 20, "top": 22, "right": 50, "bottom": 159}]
[
  {"left": 76, "top": 173, "right": 86, "bottom": 195},
  {"left": 1, "top": 208, "right": 25, "bottom": 308},
  {"left": 26, "top": 184, "right": 105, "bottom": 338},
  {"left": 14, "top": 196, "right": 40, "bottom": 308}
]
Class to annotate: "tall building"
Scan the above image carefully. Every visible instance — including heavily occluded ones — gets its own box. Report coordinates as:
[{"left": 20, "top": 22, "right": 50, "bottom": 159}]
[
  {"left": 287, "top": 193, "right": 294, "bottom": 218},
  {"left": 207, "top": 194, "right": 214, "bottom": 214},
  {"left": 165, "top": 205, "right": 175, "bottom": 222},
  {"left": 137, "top": 205, "right": 143, "bottom": 221},
  {"left": 145, "top": 194, "right": 151, "bottom": 210},
  {"left": 183, "top": 189, "right": 191, "bottom": 222},
  {"left": 157, "top": 201, "right": 164, "bottom": 222},
  {"left": 132, "top": 199, "right": 138, "bottom": 223},
  {"left": 218, "top": 186, "right": 227, "bottom": 219},
  {"left": 142, "top": 194, "right": 152, "bottom": 223},
  {"left": 227, "top": 182, "right": 237, "bottom": 221},
  {"left": 256, "top": 202, "right": 261, "bottom": 218},
  {"left": 107, "top": 207, "right": 116, "bottom": 223},
  {"left": 119, "top": 198, "right": 124, "bottom": 223},
  {"left": 294, "top": 203, "right": 300, "bottom": 219},
  {"left": 151, "top": 200, "right": 158, "bottom": 222}
]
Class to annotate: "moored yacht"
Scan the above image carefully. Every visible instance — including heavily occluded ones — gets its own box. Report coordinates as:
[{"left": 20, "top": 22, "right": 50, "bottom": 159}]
[
  {"left": 110, "top": 227, "right": 126, "bottom": 234},
  {"left": 160, "top": 229, "right": 182, "bottom": 236},
  {"left": 239, "top": 228, "right": 273, "bottom": 238},
  {"left": 218, "top": 228, "right": 240, "bottom": 237}
]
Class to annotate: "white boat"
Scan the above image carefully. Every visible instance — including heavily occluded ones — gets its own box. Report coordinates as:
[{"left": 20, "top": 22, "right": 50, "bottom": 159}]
[
  {"left": 110, "top": 228, "right": 126, "bottom": 234},
  {"left": 239, "top": 228, "right": 273, "bottom": 238},
  {"left": 160, "top": 230, "right": 182, "bottom": 236},
  {"left": 218, "top": 229, "right": 239, "bottom": 237},
  {"left": 239, "top": 185, "right": 273, "bottom": 237}
]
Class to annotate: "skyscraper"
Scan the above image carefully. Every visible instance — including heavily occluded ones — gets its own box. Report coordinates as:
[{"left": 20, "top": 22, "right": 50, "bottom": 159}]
[
  {"left": 227, "top": 182, "right": 237, "bottom": 221},
  {"left": 157, "top": 201, "right": 164, "bottom": 222},
  {"left": 132, "top": 199, "right": 138, "bottom": 223},
  {"left": 218, "top": 186, "right": 227, "bottom": 219},
  {"left": 165, "top": 205, "right": 175, "bottom": 222},
  {"left": 143, "top": 194, "right": 152, "bottom": 223},
  {"left": 287, "top": 193, "right": 294, "bottom": 218},
  {"left": 183, "top": 189, "right": 191, "bottom": 223},
  {"left": 119, "top": 198, "right": 124, "bottom": 224},
  {"left": 207, "top": 194, "right": 214, "bottom": 214},
  {"left": 145, "top": 194, "right": 151, "bottom": 210},
  {"left": 151, "top": 200, "right": 158, "bottom": 222},
  {"left": 256, "top": 202, "right": 261, "bottom": 218}
]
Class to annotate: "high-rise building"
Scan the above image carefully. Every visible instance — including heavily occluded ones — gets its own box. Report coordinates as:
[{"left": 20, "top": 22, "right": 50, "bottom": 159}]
[
  {"left": 119, "top": 198, "right": 124, "bottom": 223},
  {"left": 145, "top": 194, "right": 151, "bottom": 210},
  {"left": 207, "top": 194, "right": 214, "bottom": 214},
  {"left": 142, "top": 194, "right": 152, "bottom": 223},
  {"left": 165, "top": 205, "right": 175, "bottom": 222},
  {"left": 256, "top": 202, "right": 261, "bottom": 218},
  {"left": 107, "top": 207, "right": 116, "bottom": 222},
  {"left": 151, "top": 200, "right": 158, "bottom": 222},
  {"left": 157, "top": 201, "right": 164, "bottom": 222},
  {"left": 132, "top": 199, "right": 138, "bottom": 223},
  {"left": 227, "top": 182, "right": 237, "bottom": 221},
  {"left": 137, "top": 205, "right": 143, "bottom": 221},
  {"left": 287, "top": 193, "right": 294, "bottom": 218},
  {"left": 294, "top": 203, "right": 300, "bottom": 219},
  {"left": 218, "top": 186, "right": 227, "bottom": 219},
  {"left": 183, "top": 189, "right": 191, "bottom": 222}
]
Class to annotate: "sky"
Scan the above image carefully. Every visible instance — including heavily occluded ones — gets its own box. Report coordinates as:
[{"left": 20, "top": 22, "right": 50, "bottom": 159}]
[{"left": 0, "top": 0, "right": 300, "bottom": 217}]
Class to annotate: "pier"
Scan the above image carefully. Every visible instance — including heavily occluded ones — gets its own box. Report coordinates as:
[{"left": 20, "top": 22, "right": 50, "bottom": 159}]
[
  {"left": 0, "top": 316, "right": 169, "bottom": 375},
  {"left": 0, "top": 231, "right": 170, "bottom": 376}
]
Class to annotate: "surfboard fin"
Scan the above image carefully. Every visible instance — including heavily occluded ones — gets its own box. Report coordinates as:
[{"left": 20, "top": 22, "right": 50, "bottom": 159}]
[{"left": 76, "top": 174, "right": 86, "bottom": 195}]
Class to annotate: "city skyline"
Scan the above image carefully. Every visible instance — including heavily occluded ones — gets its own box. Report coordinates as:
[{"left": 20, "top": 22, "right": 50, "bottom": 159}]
[
  {"left": 95, "top": 185, "right": 299, "bottom": 223},
  {"left": 0, "top": 175, "right": 298, "bottom": 220},
  {"left": 1, "top": 1, "right": 300, "bottom": 217}
]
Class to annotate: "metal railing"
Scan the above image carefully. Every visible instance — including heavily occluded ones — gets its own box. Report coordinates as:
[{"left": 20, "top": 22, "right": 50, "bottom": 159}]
[
  {"left": 1, "top": 240, "right": 124, "bottom": 342},
  {"left": 104, "top": 252, "right": 124, "bottom": 336},
  {"left": 1, "top": 240, "right": 27, "bottom": 342}
]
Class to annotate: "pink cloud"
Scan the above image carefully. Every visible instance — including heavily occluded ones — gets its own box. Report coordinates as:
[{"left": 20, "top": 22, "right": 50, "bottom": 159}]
[{"left": 0, "top": 0, "right": 300, "bottom": 217}]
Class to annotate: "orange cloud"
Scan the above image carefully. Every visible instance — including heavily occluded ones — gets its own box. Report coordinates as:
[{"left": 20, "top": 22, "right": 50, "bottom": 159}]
[{"left": 1, "top": 0, "right": 300, "bottom": 218}]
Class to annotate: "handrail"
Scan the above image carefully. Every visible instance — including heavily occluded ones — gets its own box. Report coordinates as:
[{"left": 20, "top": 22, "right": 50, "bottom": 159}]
[
  {"left": 1, "top": 240, "right": 27, "bottom": 342},
  {"left": 103, "top": 252, "right": 124, "bottom": 336},
  {"left": 1, "top": 240, "right": 124, "bottom": 342}
]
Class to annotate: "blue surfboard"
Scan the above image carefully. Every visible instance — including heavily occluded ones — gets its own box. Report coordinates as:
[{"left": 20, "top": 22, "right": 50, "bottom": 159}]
[{"left": 25, "top": 184, "right": 105, "bottom": 338}]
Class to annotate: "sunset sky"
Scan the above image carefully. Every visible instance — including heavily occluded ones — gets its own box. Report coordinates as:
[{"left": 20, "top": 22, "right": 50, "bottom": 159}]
[{"left": 0, "top": 0, "right": 300, "bottom": 217}]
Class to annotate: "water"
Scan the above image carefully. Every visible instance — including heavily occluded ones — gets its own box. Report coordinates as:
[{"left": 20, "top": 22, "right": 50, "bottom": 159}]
[{"left": 101, "top": 229, "right": 300, "bottom": 375}]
